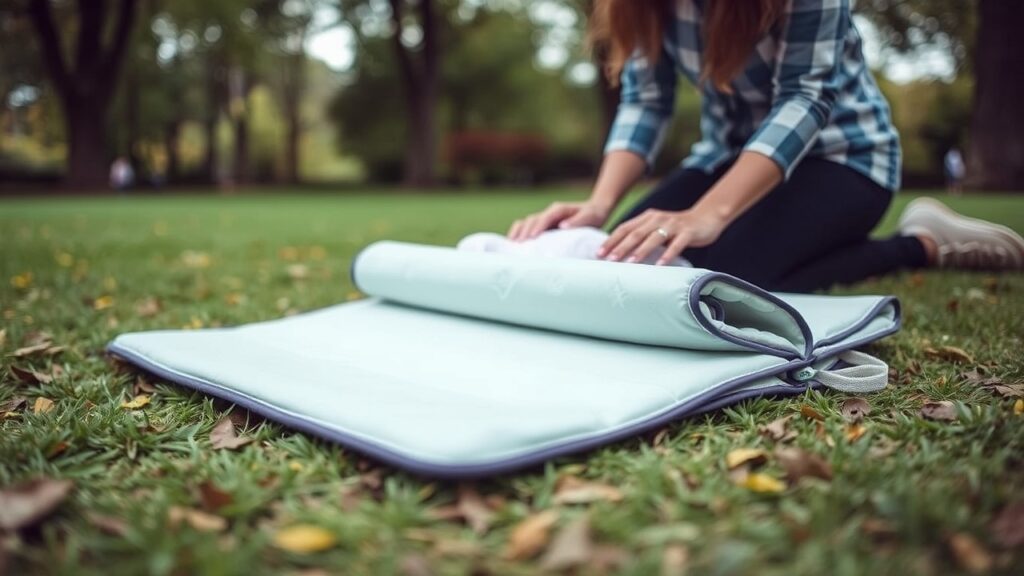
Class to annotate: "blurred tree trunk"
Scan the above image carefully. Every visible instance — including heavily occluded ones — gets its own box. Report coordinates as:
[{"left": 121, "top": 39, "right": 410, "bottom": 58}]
[
  {"left": 165, "top": 120, "right": 181, "bottom": 183},
  {"left": 229, "top": 67, "right": 251, "bottom": 186},
  {"left": 124, "top": 64, "right": 142, "bottom": 174},
  {"left": 203, "top": 54, "right": 223, "bottom": 186},
  {"left": 27, "top": 0, "right": 138, "bottom": 190},
  {"left": 967, "top": 0, "right": 1024, "bottom": 191},
  {"left": 389, "top": 0, "right": 439, "bottom": 188},
  {"left": 282, "top": 51, "right": 305, "bottom": 185},
  {"left": 163, "top": 54, "right": 183, "bottom": 184}
]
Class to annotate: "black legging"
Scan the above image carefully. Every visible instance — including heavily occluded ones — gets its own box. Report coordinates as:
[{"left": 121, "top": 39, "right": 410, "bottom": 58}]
[{"left": 615, "top": 157, "right": 927, "bottom": 292}]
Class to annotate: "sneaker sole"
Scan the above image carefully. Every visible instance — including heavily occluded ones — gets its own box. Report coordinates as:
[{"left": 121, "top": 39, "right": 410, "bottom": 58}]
[{"left": 901, "top": 197, "right": 1024, "bottom": 261}]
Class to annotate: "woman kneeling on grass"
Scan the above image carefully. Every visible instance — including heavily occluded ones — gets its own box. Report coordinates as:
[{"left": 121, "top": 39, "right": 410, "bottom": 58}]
[{"left": 508, "top": 0, "right": 1024, "bottom": 291}]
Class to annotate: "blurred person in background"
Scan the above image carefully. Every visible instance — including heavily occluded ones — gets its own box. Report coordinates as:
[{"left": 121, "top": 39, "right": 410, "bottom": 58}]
[
  {"left": 509, "top": 0, "right": 1024, "bottom": 290},
  {"left": 109, "top": 156, "right": 134, "bottom": 192},
  {"left": 944, "top": 147, "right": 966, "bottom": 196}
]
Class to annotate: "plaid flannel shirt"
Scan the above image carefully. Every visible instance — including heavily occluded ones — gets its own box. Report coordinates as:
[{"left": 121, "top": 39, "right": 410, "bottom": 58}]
[{"left": 604, "top": 0, "right": 901, "bottom": 191}]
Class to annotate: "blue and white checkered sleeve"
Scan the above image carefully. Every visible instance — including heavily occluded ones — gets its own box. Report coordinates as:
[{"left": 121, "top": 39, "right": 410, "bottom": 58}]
[
  {"left": 744, "top": 0, "right": 849, "bottom": 179},
  {"left": 603, "top": 48, "right": 678, "bottom": 169}
]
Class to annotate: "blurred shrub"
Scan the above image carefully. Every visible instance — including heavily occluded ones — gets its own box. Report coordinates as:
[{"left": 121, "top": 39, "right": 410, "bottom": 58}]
[{"left": 879, "top": 75, "right": 973, "bottom": 187}]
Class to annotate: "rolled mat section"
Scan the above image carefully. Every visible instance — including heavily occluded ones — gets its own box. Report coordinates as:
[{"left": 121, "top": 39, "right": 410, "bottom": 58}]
[{"left": 352, "top": 241, "right": 811, "bottom": 357}]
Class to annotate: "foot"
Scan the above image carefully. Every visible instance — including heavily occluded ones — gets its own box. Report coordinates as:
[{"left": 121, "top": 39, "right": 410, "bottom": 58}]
[{"left": 898, "top": 197, "right": 1024, "bottom": 269}]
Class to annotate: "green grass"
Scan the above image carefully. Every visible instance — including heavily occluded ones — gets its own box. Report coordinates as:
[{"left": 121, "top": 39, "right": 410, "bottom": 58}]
[{"left": 1, "top": 189, "right": 1023, "bottom": 575}]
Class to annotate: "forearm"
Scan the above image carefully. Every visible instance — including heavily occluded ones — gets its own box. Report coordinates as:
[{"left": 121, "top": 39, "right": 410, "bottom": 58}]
[
  {"left": 691, "top": 151, "right": 783, "bottom": 227},
  {"left": 589, "top": 150, "right": 649, "bottom": 215}
]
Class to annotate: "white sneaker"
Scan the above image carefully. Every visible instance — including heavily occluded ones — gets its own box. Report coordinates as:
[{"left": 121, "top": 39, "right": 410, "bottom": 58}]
[{"left": 898, "top": 197, "right": 1024, "bottom": 270}]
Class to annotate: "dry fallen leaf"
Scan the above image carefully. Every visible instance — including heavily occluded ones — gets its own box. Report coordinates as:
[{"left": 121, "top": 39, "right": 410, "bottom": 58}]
[
  {"left": 840, "top": 397, "right": 871, "bottom": 423},
  {"left": 725, "top": 448, "right": 767, "bottom": 470},
  {"left": 134, "top": 377, "right": 157, "bottom": 395},
  {"left": 86, "top": 512, "right": 129, "bottom": 536},
  {"left": 0, "top": 396, "right": 27, "bottom": 414},
  {"left": 278, "top": 246, "right": 300, "bottom": 261},
  {"left": 990, "top": 502, "right": 1024, "bottom": 548},
  {"left": 11, "top": 333, "right": 65, "bottom": 359},
  {"left": 661, "top": 544, "right": 689, "bottom": 576},
  {"left": 272, "top": 524, "right": 337, "bottom": 554},
  {"left": 774, "top": 447, "right": 833, "bottom": 483},
  {"left": 181, "top": 250, "right": 212, "bottom": 269},
  {"left": 399, "top": 553, "right": 433, "bottom": 576},
  {"left": 12, "top": 342, "right": 52, "bottom": 358},
  {"left": 225, "top": 292, "right": 246, "bottom": 307},
  {"left": 456, "top": 484, "right": 493, "bottom": 534},
  {"left": 590, "top": 544, "right": 632, "bottom": 574},
  {"left": 431, "top": 537, "right": 482, "bottom": 558},
  {"left": 427, "top": 484, "right": 496, "bottom": 534},
  {"left": 960, "top": 367, "right": 999, "bottom": 386},
  {"left": 47, "top": 441, "right": 69, "bottom": 459},
  {"left": 33, "top": 397, "right": 55, "bottom": 414},
  {"left": 861, "top": 517, "right": 898, "bottom": 540},
  {"left": 845, "top": 423, "right": 868, "bottom": 443},
  {"left": 135, "top": 297, "right": 162, "bottom": 318},
  {"left": 10, "top": 272, "right": 33, "bottom": 289},
  {"left": 120, "top": 394, "right": 151, "bottom": 410},
  {"left": 287, "top": 264, "right": 310, "bottom": 280},
  {"left": 948, "top": 533, "right": 992, "bottom": 575},
  {"left": 92, "top": 295, "right": 115, "bottom": 311},
  {"left": 921, "top": 400, "right": 958, "bottom": 422},
  {"left": 539, "top": 516, "right": 593, "bottom": 571},
  {"left": 1014, "top": 399, "right": 1024, "bottom": 416},
  {"left": 199, "top": 480, "right": 234, "bottom": 512},
  {"left": 209, "top": 417, "right": 253, "bottom": 450},
  {"left": 800, "top": 405, "right": 825, "bottom": 421},
  {"left": 759, "top": 415, "right": 796, "bottom": 441},
  {"left": 739, "top": 473, "right": 786, "bottom": 494},
  {"left": 553, "top": 476, "right": 624, "bottom": 505},
  {"left": 10, "top": 365, "right": 54, "bottom": 385},
  {"left": 0, "top": 478, "right": 74, "bottom": 530},
  {"left": 962, "top": 369, "right": 1024, "bottom": 399},
  {"left": 504, "top": 510, "right": 559, "bottom": 560},
  {"left": 924, "top": 345, "right": 975, "bottom": 364},
  {"left": 168, "top": 506, "right": 227, "bottom": 532},
  {"left": 990, "top": 384, "right": 1024, "bottom": 398}
]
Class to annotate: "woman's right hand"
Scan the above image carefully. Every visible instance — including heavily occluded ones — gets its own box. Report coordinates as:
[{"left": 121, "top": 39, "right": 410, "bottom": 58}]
[{"left": 507, "top": 201, "right": 612, "bottom": 242}]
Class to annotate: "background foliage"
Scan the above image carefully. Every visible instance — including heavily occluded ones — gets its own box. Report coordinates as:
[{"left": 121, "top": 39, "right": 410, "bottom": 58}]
[{"left": 0, "top": 0, "right": 1017, "bottom": 189}]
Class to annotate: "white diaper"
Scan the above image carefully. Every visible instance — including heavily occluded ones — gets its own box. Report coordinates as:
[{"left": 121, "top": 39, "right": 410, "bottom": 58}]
[{"left": 457, "top": 227, "right": 691, "bottom": 267}]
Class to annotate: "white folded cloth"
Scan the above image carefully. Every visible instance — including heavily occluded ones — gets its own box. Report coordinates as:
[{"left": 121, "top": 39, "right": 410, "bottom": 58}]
[{"left": 456, "top": 227, "right": 691, "bottom": 267}]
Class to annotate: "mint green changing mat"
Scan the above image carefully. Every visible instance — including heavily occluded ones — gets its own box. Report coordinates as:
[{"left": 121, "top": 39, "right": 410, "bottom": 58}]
[{"left": 108, "top": 241, "right": 900, "bottom": 478}]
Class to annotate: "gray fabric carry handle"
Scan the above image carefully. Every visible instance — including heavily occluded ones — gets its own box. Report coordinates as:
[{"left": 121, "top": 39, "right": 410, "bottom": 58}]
[{"left": 790, "top": 350, "right": 890, "bottom": 393}]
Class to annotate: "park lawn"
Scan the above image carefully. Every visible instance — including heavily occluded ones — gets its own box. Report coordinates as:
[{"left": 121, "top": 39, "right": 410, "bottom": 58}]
[{"left": 1, "top": 189, "right": 1023, "bottom": 575}]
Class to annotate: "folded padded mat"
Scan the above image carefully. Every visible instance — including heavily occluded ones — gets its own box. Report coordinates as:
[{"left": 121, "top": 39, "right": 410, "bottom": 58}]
[{"left": 108, "top": 241, "right": 901, "bottom": 478}]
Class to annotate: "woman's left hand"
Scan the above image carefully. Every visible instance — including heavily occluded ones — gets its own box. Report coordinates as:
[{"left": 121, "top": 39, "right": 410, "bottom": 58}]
[{"left": 598, "top": 208, "right": 727, "bottom": 265}]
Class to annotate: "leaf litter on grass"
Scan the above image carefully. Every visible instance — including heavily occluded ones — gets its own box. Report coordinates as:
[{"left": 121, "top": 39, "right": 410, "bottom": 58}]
[
  {"left": 552, "top": 475, "right": 624, "bottom": 505},
  {"left": 921, "top": 400, "right": 958, "bottom": 421},
  {"left": 209, "top": 416, "right": 254, "bottom": 450},
  {"left": 4, "top": 195, "right": 1024, "bottom": 574},
  {"left": 0, "top": 478, "right": 73, "bottom": 530},
  {"left": 503, "top": 510, "right": 560, "bottom": 560},
  {"left": 272, "top": 524, "right": 337, "bottom": 554},
  {"left": 840, "top": 397, "right": 871, "bottom": 422},
  {"left": 119, "top": 394, "right": 151, "bottom": 410}
]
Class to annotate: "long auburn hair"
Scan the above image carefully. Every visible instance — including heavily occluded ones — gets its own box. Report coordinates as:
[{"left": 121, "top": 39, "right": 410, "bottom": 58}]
[{"left": 590, "top": 0, "right": 785, "bottom": 92}]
